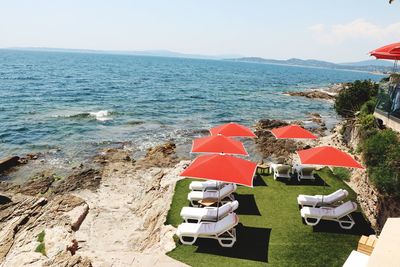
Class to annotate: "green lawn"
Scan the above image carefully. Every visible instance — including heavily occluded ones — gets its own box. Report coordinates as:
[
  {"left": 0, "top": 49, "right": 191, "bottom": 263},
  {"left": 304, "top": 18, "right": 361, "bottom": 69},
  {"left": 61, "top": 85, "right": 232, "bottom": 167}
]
[{"left": 166, "top": 168, "right": 374, "bottom": 267}]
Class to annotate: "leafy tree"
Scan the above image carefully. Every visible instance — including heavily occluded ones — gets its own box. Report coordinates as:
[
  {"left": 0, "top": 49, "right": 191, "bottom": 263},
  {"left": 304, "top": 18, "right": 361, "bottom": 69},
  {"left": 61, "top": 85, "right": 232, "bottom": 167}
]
[{"left": 334, "top": 80, "right": 379, "bottom": 118}]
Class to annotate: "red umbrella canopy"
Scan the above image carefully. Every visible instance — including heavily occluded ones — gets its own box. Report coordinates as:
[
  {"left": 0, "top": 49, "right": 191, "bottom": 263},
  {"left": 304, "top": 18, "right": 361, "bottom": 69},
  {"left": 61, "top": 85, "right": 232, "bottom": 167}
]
[
  {"left": 296, "top": 146, "right": 363, "bottom": 169},
  {"left": 191, "top": 134, "right": 248, "bottom": 156},
  {"left": 210, "top": 122, "right": 257, "bottom": 138},
  {"left": 180, "top": 154, "right": 257, "bottom": 187},
  {"left": 270, "top": 125, "right": 317, "bottom": 139},
  {"left": 370, "top": 42, "right": 400, "bottom": 60},
  {"left": 370, "top": 52, "right": 400, "bottom": 60},
  {"left": 370, "top": 42, "right": 400, "bottom": 54}
]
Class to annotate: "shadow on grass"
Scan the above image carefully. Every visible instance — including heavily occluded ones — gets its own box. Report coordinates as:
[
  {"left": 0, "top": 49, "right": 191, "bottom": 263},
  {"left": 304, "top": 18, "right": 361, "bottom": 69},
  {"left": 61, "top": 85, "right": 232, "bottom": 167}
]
[
  {"left": 311, "top": 212, "right": 375, "bottom": 236},
  {"left": 253, "top": 174, "right": 268, "bottom": 186},
  {"left": 281, "top": 174, "right": 330, "bottom": 187},
  {"left": 195, "top": 223, "right": 271, "bottom": 263},
  {"left": 233, "top": 193, "right": 261, "bottom": 215}
]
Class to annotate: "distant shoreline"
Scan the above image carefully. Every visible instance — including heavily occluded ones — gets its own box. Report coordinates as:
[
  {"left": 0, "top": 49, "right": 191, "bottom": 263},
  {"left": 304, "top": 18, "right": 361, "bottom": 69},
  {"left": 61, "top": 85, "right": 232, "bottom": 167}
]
[
  {"left": 0, "top": 47, "right": 389, "bottom": 76},
  {"left": 225, "top": 58, "right": 387, "bottom": 76}
]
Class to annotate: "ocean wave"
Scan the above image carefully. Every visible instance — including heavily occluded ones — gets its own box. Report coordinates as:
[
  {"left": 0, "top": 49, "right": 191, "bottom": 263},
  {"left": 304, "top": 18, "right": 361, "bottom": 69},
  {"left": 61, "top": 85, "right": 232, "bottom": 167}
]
[
  {"left": 53, "top": 110, "right": 113, "bottom": 121},
  {"left": 89, "top": 110, "right": 112, "bottom": 121}
]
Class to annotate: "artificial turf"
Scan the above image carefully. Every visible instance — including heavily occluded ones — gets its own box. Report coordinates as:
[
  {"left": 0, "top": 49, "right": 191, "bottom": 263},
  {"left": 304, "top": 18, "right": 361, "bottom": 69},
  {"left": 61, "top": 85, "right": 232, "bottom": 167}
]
[{"left": 166, "top": 168, "right": 374, "bottom": 267}]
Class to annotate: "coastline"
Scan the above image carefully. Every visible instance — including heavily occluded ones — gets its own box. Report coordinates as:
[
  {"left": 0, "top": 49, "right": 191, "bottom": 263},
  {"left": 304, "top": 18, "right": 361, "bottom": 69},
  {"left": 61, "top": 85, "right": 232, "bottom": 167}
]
[{"left": 1, "top": 110, "right": 341, "bottom": 266}]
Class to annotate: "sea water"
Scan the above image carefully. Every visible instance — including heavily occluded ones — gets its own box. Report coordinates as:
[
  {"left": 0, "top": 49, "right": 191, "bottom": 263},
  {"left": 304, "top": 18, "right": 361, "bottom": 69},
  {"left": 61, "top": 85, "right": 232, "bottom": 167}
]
[{"left": 0, "top": 50, "right": 382, "bottom": 177}]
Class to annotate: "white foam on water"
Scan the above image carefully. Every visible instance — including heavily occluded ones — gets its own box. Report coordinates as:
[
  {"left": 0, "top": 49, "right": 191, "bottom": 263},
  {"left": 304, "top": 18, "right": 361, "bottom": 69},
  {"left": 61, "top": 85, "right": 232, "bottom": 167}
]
[{"left": 89, "top": 110, "right": 112, "bottom": 121}]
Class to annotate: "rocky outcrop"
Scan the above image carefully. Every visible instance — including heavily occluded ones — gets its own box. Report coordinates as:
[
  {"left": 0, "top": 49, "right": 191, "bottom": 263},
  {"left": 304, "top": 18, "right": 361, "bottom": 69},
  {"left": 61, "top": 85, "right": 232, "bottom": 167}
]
[
  {"left": 0, "top": 193, "right": 91, "bottom": 266},
  {"left": 43, "top": 251, "right": 92, "bottom": 267},
  {"left": 16, "top": 173, "right": 55, "bottom": 196},
  {"left": 340, "top": 122, "right": 400, "bottom": 231},
  {"left": 73, "top": 147, "right": 188, "bottom": 266},
  {"left": 307, "top": 113, "right": 328, "bottom": 137},
  {"left": 136, "top": 142, "right": 179, "bottom": 169},
  {"left": 52, "top": 169, "right": 101, "bottom": 194},
  {"left": 0, "top": 143, "right": 187, "bottom": 267},
  {"left": 284, "top": 90, "right": 335, "bottom": 100},
  {"left": 254, "top": 119, "right": 305, "bottom": 160},
  {"left": 0, "top": 156, "right": 20, "bottom": 173}
]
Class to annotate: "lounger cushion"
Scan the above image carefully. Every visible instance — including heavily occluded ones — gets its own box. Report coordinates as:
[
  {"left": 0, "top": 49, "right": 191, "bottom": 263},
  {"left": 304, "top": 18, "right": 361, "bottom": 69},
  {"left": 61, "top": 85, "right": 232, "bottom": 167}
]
[
  {"left": 301, "top": 201, "right": 357, "bottom": 219},
  {"left": 189, "top": 180, "right": 225, "bottom": 191},
  {"left": 188, "top": 184, "right": 237, "bottom": 201},
  {"left": 180, "top": 201, "right": 239, "bottom": 221},
  {"left": 177, "top": 213, "right": 238, "bottom": 236},
  {"left": 297, "top": 189, "right": 348, "bottom": 206},
  {"left": 333, "top": 201, "right": 357, "bottom": 218}
]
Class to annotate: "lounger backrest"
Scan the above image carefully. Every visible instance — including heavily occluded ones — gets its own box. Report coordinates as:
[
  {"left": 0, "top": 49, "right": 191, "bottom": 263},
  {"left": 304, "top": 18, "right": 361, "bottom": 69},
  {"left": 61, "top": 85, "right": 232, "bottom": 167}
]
[
  {"left": 333, "top": 201, "right": 357, "bottom": 218},
  {"left": 230, "top": 200, "right": 239, "bottom": 211},
  {"left": 323, "top": 189, "right": 346, "bottom": 203},
  {"left": 277, "top": 165, "right": 291, "bottom": 174},
  {"left": 219, "top": 183, "right": 236, "bottom": 198},
  {"left": 218, "top": 202, "right": 234, "bottom": 217},
  {"left": 216, "top": 200, "right": 239, "bottom": 218},
  {"left": 214, "top": 213, "right": 238, "bottom": 234}
]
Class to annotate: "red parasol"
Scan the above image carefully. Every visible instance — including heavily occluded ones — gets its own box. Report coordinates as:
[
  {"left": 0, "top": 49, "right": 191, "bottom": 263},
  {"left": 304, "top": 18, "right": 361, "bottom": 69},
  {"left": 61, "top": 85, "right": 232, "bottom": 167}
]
[
  {"left": 270, "top": 125, "right": 317, "bottom": 139},
  {"left": 210, "top": 122, "right": 256, "bottom": 138},
  {"left": 370, "top": 42, "right": 400, "bottom": 61},
  {"left": 296, "top": 146, "right": 363, "bottom": 169},
  {"left": 180, "top": 153, "right": 257, "bottom": 187},
  {"left": 191, "top": 134, "right": 248, "bottom": 156}
]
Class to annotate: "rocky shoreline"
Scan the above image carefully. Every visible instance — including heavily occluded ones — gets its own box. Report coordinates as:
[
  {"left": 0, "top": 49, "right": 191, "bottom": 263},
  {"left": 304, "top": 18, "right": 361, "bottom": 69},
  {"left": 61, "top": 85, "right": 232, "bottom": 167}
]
[
  {"left": 283, "top": 83, "right": 346, "bottom": 101},
  {"left": 3, "top": 110, "right": 392, "bottom": 266},
  {"left": 0, "top": 143, "right": 189, "bottom": 267}
]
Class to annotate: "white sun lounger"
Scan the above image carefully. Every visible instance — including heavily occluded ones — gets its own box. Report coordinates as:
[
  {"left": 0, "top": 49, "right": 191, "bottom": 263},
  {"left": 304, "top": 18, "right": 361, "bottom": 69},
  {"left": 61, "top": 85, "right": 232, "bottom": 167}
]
[
  {"left": 270, "top": 163, "right": 292, "bottom": 180},
  {"left": 189, "top": 180, "right": 226, "bottom": 191},
  {"left": 300, "top": 201, "right": 357, "bottom": 229},
  {"left": 176, "top": 212, "right": 239, "bottom": 247},
  {"left": 180, "top": 201, "right": 239, "bottom": 223},
  {"left": 297, "top": 189, "right": 349, "bottom": 208},
  {"left": 188, "top": 183, "right": 237, "bottom": 207}
]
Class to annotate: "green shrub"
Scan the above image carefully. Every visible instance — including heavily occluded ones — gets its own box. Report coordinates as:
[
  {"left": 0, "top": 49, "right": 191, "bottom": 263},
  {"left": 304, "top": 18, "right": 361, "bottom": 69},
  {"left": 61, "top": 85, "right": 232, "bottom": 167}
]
[
  {"left": 369, "top": 167, "right": 400, "bottom": 197},
  {"left": 334, "top": 80, "right": 379, "bottom": 118},
  {"left": 332, "top": 167, "right": 351, "bottom": 181},
  {"left": 362, "top": 130, "right": 400, "bottom": 197},
  {"left": 359, "top": 114, "right": 376, "bottom": 130},
  {"left": 35, "top": 243, "right": 46, "bottom": 256},
  {"left": 35, "top": 230, "right": 46, "bottom": 256},
  {"left": 360, "top": 98, "right": 377, "bottom": 116},
  {"left": 37, "top": 230, "right": 45, "bottom": 242}
]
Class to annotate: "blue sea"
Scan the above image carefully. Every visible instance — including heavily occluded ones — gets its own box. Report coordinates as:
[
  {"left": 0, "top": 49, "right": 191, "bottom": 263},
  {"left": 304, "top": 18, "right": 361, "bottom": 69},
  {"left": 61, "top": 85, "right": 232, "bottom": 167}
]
[{"left": 0, "top": 50, "right": 382, "bottom": 179}]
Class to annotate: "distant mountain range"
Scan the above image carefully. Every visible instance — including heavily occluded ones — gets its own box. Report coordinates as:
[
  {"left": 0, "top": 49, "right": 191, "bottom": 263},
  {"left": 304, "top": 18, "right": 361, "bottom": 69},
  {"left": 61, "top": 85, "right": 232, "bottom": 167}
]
[
  {"left": 227, "top": 57, "right": 393, "bottom": 73},
  {"left": 5, "top": 47, "right": 241, "bottom": 60},
  {"left": 4, "top": 47, "right": 393, "bottom": 73}
]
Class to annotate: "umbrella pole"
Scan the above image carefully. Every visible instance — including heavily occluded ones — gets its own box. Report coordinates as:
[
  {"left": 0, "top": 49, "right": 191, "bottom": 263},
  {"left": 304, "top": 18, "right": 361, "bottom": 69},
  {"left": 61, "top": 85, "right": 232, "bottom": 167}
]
[{"left": 216, "top": 182, "right": 220, "bottom": 222}]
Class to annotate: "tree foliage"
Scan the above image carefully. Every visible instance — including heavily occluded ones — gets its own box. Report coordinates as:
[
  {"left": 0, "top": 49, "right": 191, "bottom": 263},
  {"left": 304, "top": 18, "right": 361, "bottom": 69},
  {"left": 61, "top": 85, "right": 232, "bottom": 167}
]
[
  {"left": 334, "top": 80, "right": 379, "bottom": 118},
  {"left": 362, "top": 130, "right": 400, "bottom": 197}
]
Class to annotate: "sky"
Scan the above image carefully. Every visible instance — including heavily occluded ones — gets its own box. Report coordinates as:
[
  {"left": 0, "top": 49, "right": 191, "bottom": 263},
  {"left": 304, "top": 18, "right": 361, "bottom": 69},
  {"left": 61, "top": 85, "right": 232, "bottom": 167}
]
[{"left": 0, "top": 0, "right": 399, "bottom": 62}]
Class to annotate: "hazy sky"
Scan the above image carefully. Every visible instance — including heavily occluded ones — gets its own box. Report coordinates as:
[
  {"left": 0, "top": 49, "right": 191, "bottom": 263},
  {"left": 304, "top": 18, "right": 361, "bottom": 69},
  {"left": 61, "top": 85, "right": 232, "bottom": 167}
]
[{"left": 0, "top": 0, "right": 399, "bottom": 62}]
